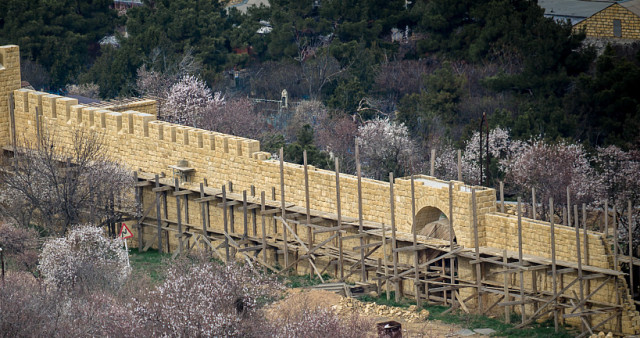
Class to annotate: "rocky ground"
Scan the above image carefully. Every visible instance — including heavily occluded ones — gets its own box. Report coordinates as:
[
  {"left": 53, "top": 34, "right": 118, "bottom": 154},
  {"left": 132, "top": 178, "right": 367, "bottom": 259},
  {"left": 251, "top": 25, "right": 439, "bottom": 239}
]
[{"left": 267, "top": 288, "right": 489, "bottom": 337}]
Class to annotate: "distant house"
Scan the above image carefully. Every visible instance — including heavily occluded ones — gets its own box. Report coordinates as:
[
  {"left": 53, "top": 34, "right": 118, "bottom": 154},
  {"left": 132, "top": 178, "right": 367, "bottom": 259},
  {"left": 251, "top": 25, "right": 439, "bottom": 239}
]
[
  {"left": 539, "top": 0, "right": 640, "bottom": 40},
  {"left": 113, "top": 0, "right": 143, "bottom": 10},
  {"left": 227, "top": 0, "right": 270, "bottom": 13}
]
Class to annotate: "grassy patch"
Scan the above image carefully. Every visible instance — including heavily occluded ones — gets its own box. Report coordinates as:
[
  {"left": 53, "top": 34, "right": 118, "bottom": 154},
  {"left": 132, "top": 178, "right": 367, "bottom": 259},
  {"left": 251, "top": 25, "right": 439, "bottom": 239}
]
[
  {"left": 128, "top": 248, "right": 169, "bottom": 283},
  {"left": 282, "top": 273, "right": 332, "bottom": 288},
  {"left": 358, "top": 292, "right": 575, "bottom": 337}
]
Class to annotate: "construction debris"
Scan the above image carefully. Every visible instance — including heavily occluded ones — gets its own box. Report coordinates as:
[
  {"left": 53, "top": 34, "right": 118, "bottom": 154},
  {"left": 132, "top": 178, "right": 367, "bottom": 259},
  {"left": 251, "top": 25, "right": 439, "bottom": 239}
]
[{"left": 331, "top": 297, "right": 429, "bottom": 323}]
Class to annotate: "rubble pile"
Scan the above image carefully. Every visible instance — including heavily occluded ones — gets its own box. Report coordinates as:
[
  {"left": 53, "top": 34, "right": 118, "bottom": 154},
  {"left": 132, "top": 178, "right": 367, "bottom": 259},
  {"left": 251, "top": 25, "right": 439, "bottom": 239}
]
[{"left": 331, "top": 297, "right": 429, "bottom": 323}]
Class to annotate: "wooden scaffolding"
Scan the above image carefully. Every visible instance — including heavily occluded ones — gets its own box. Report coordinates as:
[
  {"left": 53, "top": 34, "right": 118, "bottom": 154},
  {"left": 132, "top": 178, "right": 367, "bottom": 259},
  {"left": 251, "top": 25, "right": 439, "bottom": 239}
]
[{"left": 129, "top": 151, "right": 637, "bottom": 337}]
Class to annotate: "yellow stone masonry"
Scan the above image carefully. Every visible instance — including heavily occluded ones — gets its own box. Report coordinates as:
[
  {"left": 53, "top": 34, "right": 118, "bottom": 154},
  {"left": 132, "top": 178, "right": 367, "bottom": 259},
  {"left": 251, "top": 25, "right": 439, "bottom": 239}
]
[{"left": 0, "top": 45, "right": 21, "bottom": 146}]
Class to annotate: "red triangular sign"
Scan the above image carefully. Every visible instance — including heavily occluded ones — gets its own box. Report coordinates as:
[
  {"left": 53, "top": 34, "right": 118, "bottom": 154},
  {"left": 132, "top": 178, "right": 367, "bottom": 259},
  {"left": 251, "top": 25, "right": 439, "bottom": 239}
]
[{"left": 119, "top": 222, "right": 133, "bottom": 239}]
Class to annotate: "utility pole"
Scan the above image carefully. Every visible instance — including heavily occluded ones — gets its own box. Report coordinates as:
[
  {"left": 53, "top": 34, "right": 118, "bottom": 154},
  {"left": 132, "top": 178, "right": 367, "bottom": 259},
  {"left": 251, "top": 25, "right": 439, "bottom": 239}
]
[
  {"left": 479, "top": 113, "right": 484, "bottom": 186},
  {"left": 485, "top": 112, "right": 490, "bottom": 187},
  {"left": 479, "top": 112, "right": 490, "bottom": 186},
  {"left": 0, "top": 247, "right": 4, "bottom": 285}
]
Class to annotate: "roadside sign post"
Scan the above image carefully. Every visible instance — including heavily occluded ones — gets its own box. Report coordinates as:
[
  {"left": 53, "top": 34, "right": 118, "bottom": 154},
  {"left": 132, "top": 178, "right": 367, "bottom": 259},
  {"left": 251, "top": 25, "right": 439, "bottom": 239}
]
[{"left": 119, "top": 223, "right": 133, "bottom": 267}]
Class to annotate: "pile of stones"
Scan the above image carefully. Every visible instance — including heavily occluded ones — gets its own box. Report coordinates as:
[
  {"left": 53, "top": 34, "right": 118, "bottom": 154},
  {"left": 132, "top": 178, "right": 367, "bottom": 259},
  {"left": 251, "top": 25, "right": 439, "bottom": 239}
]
[{"left": 331, "top": 297, "right": 429, "bottom": 323}]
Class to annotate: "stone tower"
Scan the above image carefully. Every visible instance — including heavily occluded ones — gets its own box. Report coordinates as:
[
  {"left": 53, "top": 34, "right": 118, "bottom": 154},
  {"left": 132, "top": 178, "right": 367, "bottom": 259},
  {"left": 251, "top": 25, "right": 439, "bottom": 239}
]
[{"left": 0, "top": 45, "right": 22, "bottom": 146}]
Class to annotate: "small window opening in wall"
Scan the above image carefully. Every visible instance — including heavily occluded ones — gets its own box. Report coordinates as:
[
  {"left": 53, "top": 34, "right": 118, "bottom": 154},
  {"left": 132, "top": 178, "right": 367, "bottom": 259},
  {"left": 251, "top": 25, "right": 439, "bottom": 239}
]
[{"left": 613, "top": 19, "right": 622, "bottom": 37}]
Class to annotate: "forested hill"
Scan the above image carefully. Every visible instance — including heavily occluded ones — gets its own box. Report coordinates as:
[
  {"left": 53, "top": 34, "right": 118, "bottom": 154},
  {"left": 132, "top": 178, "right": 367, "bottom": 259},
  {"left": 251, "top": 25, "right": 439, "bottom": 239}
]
[{"left": 1, "top": 0, "right": 639, "bottom": 152}]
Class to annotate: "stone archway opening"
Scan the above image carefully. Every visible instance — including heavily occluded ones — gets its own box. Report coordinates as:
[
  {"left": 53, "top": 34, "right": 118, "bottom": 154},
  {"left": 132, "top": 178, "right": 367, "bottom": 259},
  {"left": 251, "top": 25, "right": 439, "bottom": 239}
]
[{"left": 414, "top": 206, "right": 454, "bottom": 242}]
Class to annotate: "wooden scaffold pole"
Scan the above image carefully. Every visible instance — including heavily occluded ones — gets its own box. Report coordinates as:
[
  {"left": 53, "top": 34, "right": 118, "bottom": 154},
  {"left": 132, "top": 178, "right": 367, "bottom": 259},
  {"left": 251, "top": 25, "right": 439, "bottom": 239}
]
[
  {"left": 335, "top": 157, "right": 344, "bottom": 280},
  {"left": 174, "top": 178, "right": 184, "bottom": 254},
  {"left": 567, "top": 187, "right": 572, "bottom": 227},
  {"left": 154, "top": 174, "right": 163, "bottom": 253},
  {"left": 222, "top": 185, "right": 230, "bottom": 262},
  {"left": 574, "top": 205, "right": 585, "bottom": 332},
  {"left": 583, "top": 203, "right": 591, "bottom": 326},
  {"left": 390, "top": 172, "right": 399, "bottom": 301},
  {"left": 303, "top": 150, "right": 313, "bottom": 276},
  {"left": 356, "top": 142, "right": 366, "bottom": 282},
  {"left": 279, "top": 148, "right": 289, "bottom": 275},
  {"left": 614, "top": 205, "right": 618, "bottom": 271},
  {"left": 472, "top": 188, "right": 482, "bottom": 312},
  {"left": 532, "top": 187, "right": 537, "bottom": 220},
  {"left": 550, "top": 198, "right": 559, "bottom": 333},
  {"left": 457, "top": 150, "right": 462, "bottom": 181},
  {"left": 134, "top": 171, "right": 143, "bottom": 250},
  {"left": 629, "top": 200, "right": 634, "bottom": 298},
  {"left": 517, "top": 197, "right": 525, "bottom": 324},
  {"left": 448, "top": 181, "right": 455, "bottom": 306},
  {"left": 500, "top": 181, "right": 504, "bottom": 213},
  {"left": 604, "top": 200, "right": 609, "bottom": 237},
  {"left": 261, "top": 191, "right": 267, "bottom": 263},
  {"left": 411, "top": 175, "right": 420, "bottom": 307}
]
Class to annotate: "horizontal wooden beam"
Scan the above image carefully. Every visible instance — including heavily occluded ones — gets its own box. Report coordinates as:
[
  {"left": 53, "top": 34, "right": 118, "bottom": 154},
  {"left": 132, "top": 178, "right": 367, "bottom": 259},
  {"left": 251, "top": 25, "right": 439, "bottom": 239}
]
[
  {"left": 499, "top": 299, "right": 533, "bottom": 307},
  {"left": 238, "top": 245, "right": 264, "bottom": 252},
  {"left": 342, "top": 233, "right": 368, "bottom": 240},
  {"left": 393, "top": 244, "right": 428, "bottom": 252},
  {"left": 470, "top": 256, "right": 502, "bottom": 265},
  {"left": 313, "top": 226, "right": 350, "bottom": 234},
  {"left": 194, "top": 195, "right": 219, "bottom": 203},
  {"left": 548, "top": 268, "right": 575, "bottom": 275},
  {"left": 152, "top": 186, "right": 173, "bottom": 192},
  {"left": 353, "top": 241, "right": 385, "bottom": 251},
  {"left": 217, "top": 201, "right": 241, "bottom": 207}
]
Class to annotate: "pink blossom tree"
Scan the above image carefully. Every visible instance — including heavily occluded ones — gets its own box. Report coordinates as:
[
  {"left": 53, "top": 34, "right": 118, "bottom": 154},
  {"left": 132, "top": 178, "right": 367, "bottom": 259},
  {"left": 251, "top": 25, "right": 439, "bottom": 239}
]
[
  {"left": 198, "top": 97, "right": 268, "bottom": 139},
  {"left": 316, "top": 115, "right": 359, "bottom": 174},
  {"left": 594, "top": 145, "right": 640, "bottom": 254},
  {"left": 0, "top": 223, "right": 39, "bottom": 273},
  {"left": 504, "top": 141, "right": 603, "bottom": 219},
  {"left": 434, "top": 127, "right": 524, "bottom": 185},
  {"left": 0, "top": 128, "right": 136, "bottom": 236}
]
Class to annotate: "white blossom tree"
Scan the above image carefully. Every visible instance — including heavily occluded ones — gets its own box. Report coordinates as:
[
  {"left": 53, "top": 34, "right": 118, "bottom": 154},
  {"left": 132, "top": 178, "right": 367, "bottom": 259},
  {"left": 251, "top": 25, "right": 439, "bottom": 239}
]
[
  {"left": 162, "top": 75, "right": 223, "bottom": 127},
  {"left": 133, "top": 258, "right": 282, "bottom": 337},
  {"left": 357, "top": 118, "right": 417, "bottom": 180},
  {"left": 272, "top": 305, "right": 372, "bottom": 338},
  {"left": 38, "top": 225, "right": 130, "bottom": 292}
]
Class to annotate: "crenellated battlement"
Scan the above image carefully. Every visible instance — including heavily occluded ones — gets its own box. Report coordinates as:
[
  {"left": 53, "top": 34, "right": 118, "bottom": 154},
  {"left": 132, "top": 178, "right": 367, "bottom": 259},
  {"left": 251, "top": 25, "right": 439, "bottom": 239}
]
[{"left": 11, "top": 88, "right": 264, "bottom": 162}]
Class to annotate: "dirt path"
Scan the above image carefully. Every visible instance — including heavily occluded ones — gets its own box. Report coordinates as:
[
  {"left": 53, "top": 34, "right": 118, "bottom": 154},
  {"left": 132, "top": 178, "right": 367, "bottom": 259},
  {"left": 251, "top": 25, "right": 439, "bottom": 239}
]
[{"left": 267, "top": 288, "right": 489, "bottom": 337}]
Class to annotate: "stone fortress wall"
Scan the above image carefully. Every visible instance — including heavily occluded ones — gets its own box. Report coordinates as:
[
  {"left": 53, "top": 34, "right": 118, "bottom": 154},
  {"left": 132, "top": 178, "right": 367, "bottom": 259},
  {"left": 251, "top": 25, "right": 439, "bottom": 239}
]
[{"left": 0, "top": 45, "right": 637, "bottom": 334}]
